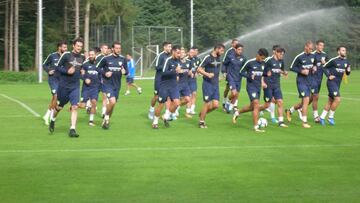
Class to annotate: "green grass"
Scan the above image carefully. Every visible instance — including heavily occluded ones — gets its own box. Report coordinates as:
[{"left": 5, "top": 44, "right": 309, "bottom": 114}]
[{"left": 0, "top": 71, "right": 359, "bottom": 203}]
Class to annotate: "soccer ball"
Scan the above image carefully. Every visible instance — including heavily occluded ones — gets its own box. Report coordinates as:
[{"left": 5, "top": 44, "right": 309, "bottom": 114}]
[{"left": 257, "top": 118, "right": 268, "bottom": 128}]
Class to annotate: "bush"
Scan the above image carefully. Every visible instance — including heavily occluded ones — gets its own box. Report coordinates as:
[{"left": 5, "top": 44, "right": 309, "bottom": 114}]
[{"left": 0, "top": 71, "right": 39, "bottom": 83}]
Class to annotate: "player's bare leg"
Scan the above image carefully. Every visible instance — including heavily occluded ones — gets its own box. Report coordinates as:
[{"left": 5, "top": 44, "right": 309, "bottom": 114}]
[
  {"left": 301, "top": 97, "right": 311, "bottom": 128},
  {"left": 102, "top": 97, "right": 116, "bottom": 129}
]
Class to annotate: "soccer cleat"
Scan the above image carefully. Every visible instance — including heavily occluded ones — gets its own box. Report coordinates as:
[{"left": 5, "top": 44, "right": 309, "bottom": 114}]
[
  {"left": 278, "top": 122, "right": 288, "bottom": 128},
  {"left": 88, "top": 121, "right": 95, "bottom": 127},
  {"left": 232, "top": 111, "right": 239, "bottom": 124},
  {"left": 271, "top": 118, "right": 279, "bottom": 124},
  {"left": 152, "top": 124, "right": 159, "bottom": 129},
  {"left": 199, "top": 122, "right": 208, "bottom": 129},
  {"left": 320, "top": 118, "right": 326, "bottom": 126},
  {"left": 259, "top": 111, "right": 264, "bottom": 117},
  {"left": 86, "top": 107, "right": 91, "bottom": 114},
  {"left": 162, "top": 115, "right": 170, "bottom": 128},
  {"left": 314, "top": 116, "right": 320, "bottom": 123},
  {"left": 190, "top": 110, "right": 196, "bottom": 115},
  {"left": 285, "top": 109, "right": 292, "bottom": 122},
  {"left": 222, "top": 103, "right": 227, "bottom": 112},
  {"left": 137, "top": 88, "right": 142, "bottom": 94},
  {"left": 68, "top": 129, "right": 79, "bottom": 138},
  {"left": 124, "top": 90, "right": 130, "bottom": 96},
  {"left": 254, "top": 127, "right": 265, "bottom": 133},
  {"left": 170, "top": 114, "right": 177, "bottom": 121},
  {"left": 302, "top": 122, "right": 311, "bottom": 128},
  {"left": 185, "top": 113, "right": 193, "bottom": 119},
  {"left": 49, "top": 120, "right": 55, "bottom": 133},
  {"left": 43, "top": 115, "right": 49, "bottom": 126},
  {"left": 328, "top": 118, "right": 335, "bottom": 126},
  {"left": 102, "top": 119, "right": 110, "bottom": 130}
]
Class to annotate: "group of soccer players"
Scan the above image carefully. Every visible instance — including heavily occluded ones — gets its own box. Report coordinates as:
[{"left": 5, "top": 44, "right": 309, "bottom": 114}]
[
  {"left": 147, "top": 39, "right": 351, "bottom": 132},
  {"left": 42, "top": 36, "right": 351, "bottom": 136},
  {"left": 42, "top": 38, "right": 141, "bottom": 137}
]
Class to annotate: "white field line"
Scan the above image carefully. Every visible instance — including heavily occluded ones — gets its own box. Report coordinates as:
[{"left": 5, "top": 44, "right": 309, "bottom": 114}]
[
  {"left": 0, "top": 144, "right": 359, "bottom": 154},
  {"left": 283, "top": 92, "right": 360, "bottom": 102},
  {"left": 0, "top": 94, "right": 41, "bottom": 117}
]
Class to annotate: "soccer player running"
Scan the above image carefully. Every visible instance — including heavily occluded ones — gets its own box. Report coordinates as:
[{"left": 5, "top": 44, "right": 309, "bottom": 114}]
[
  {"left": 152, "top": 45, "right": 182, "bottom": 129},
  {"left": 49, "top": 37, "right": 85, "bottom": 137},
  {"left": 124, "top": 54, "right": 142, "bottom": 95},
  {"left": 186, "top": 47, "right": 201, "bottom": 115},
  {"left": 222, "top": 39, "right": 239, "bottom": 111},
  {"left": 148, "top": 41, "right": 172, "bottom": 120},
  {"left": 319, "top": 46, "right": 351, "bottom": 126},
  {"left": 226, "top": 43, "right": 246, "bottom": 113},
  {"left": 177, "top": 47, "right": 193, "bottom": 118},
  {"left": 42, "top": 41, "right": 67, "bottom": 125},
  {"left": 97, "top": 41, "right": 128, "bottom": 129},
  {"left": 197, "top": 44, "right": 225, "bottom": 128},
  {"left": 311, "top": 40, "right": 328, "bottom": 122},
  {"left": 78, "top": 49, "right": 101, "bottom": 126},
  {"left": 262, "top": 47, "right": 288, "bottom": 127},
  {"left": 95, "top": 44, "right": 109, "bottom": 118},
  {"left": 232, "top": 48, "right": 269, "bottom": 133},
  {"left": 285, "top": 41, "right": 316, "bottom": 128}
]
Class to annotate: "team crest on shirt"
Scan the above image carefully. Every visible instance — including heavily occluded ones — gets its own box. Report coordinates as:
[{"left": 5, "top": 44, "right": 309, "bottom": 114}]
[
  {"left": 118, "top": 61, "right": 123, "bottom": 66},
  {"left": 302, "top": 60, "right": 306, "bottom": 63},
  {"left": 273, "top": 64, "right": 276, "bottom": 66},
  {"left": 334, "top": 92, "right": 338, "bottom": 96},
  {"left": 252, "top": 93, "right": 256, "bottom": 98},
  {"left": 240, "top": 58, "right": 244, "bottom": 61},
  {"left": 253, "top": 66, "right": 257, "bottom": 69}
]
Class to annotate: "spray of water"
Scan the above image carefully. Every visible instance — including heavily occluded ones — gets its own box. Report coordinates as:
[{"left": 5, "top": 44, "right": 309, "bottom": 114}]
[{"left": 199, "top": 7, "right": 345, "bottom": 58}]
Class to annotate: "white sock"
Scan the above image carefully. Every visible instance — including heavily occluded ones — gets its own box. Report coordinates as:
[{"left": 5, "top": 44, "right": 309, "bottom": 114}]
[
  {"left": 191, "top": 104, "right": 195, "bottom": 112},
  {"left": 186, "top": 108, "right": 191, "bottom": 114},
  {"left": 70, "top": 125, "right": 76, "bottom": 130},
  {"left": 290, "top": 106, "right": 295, "bottom": 113},
  {"left": 228, "top": 103, "right": 234, "bottom": 111},
  {"left": 153, "top": 116, "right": 159, "bottom": 125},
  {"left": 234, "top": 100, "right": 238, "bottom": 107},
  {"left": 102, "top": 106, "right": 106, "bottom": 115},
  {"left": 313, "top": 110, "right": 319, "bottom": 118},
  {"left": 86, "top": 100, "right": 91, "bottom": 108},
  {"left": 297, "top": 109, "right": 303, "bottom": 119},
  {"left": 104, "top": 115, "right": 110, "bottom": 121},
  {"left": 270, "top": 103, "right": 275, "bottom": 119},
  {"left": 164, "top": 109, "right": 171, "bottom": 120},
  {"left": 254, "top": 125, "right": 260, "bottom": 130},
  {"left": 279, "top": 116, "right": 284, "bottom": 122},
  {"left": 320, "top": 110, "right": 328, "bottom": 119},
  {"left": 44, "top": 109, "right": 51, "bottom": 118},
  {"left": 329, "top": 110, "right": 335, "bottom": 119},
  {"left": 50, "top": 109, "right": 56, "bottom": 121},
  {"left": 149, "top": 106, "right": 155, "bottom": 112},
  {"left": 302, "top": 116, "right": 307, "bottom": 123},
  {"left": 89, "top": 114, "right": 94, "bottom": 121}
]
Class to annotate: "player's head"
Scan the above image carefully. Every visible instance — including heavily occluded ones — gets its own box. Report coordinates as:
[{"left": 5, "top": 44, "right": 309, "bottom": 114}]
[
  {"left": 163, "top": 41, "right": 172, "bottom": 53},
  {"left": 272, "top": 44, "right": 280, "bottom": 55},
  {"left": 231, "top": 39, "right": 239, "bottom": 48},
  {"left": 112, "top": 41, "right": 122, "bottom": 56},
  {"left": 214, "top": 43, "right": 225, "bottom": 57},
  {"left": 191, "top": 46, "right": 199, "bottom": 56},
  {"left": 256, "top": 48, "right": 269, "bottom": 61},
  {"left": 126, "top": 54, "right": 132, "bottom": 60},
  {"left": 172, "top": 45, "right": 181, "bottom": 59},
  {"left": 180, "top": 47, "right": 187, "bottom": 59},
  {"left": 99, "top": 44, "right": 109, "bottom": 55},
  {"left": 234, "top": 43, "right": 244, "bottom": 56},
  {"left": 88, "top": 49, "right": 96, "bottom": 61},
  {"left": 274, "top": 47, "right": 285, "bottom": 60},
  {"left": 304, "top": 40, "right": 314, "bottom": 53},
  {"left": 93, "top": 47, "right": 101, "bottom": 55},
  {"left": 337, "top": 46, "right": 346, "bottom": 58},
  {"left": 316, "top": 40, "right": 325, "bottom": 52},
  {"left": 72, "top": 37, "right": 83, "bottom": 54},
  {"left": 57, "top": 40, "right": 68, "bottom": 53},
  {"left": 188, "top": 47, "right": 196, "bottom": 58}
]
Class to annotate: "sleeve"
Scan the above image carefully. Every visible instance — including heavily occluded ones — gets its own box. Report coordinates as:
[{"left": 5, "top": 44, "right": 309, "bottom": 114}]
[
  {"left": 281, "top": 60, "right": 285, "bottom": 71},
  {"left": 199, "top": 56, "right": 210, "bottom": 69},
  {"left": 96, "top": 57, "right": 108, "bottom": 76},
  {"left": 346, "top": 61, "right": 351, "bottom": 76},
  {"left": 222, "top": 51, "right": 234, "bottom": 73},
  {"left": 240, "top": 61, "right": 251, "bottom": 79},
  {"left": 263, "top": 60, "right": 271, "bottom": 77},
  {"left": 155, "top": 54, "right": 165, "bottom": 71},
  {"left": 122, "top": 58, "right": 129, "bottom": 76},
  {"left": 42, "top": 54, "right": 52, "bottom": 73},
  {"left": 161, "top": 59, "right": 176, "bottom": 77},
  {"left": 323, "top": 59, "right": 334, "bottom": 78},
  {"left": 290, "top": 56, "right": 302, "bottom": 74},
  {"left": 56, "top": 53, "right": 69, "bottom": 74},
  {"left": 80, "top": 63, "right": 87, "bottom": 80}
]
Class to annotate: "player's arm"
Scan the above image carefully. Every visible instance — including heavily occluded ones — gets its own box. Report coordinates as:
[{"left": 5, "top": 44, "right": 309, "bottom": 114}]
[
  {"left": 290, "top": 56, "right": 308, "bottom": 76},
  {"left": 345, "top": 62, "right": 351, "bottom": 76},
  {"left": 56, "top": 52, "right": 72, "bottom": 75},
  {"left": 97, "top": 57, "right": 111, "bottom": 78},
  {"left": 42, "top": 54, "right": 53, "bottom": 74},
  {"left": 196, "top": 56, "right": 213, "bottom": 78},
  {"left": 121, "top": 58, "right": 129, "bottom": 76},
  {"left": 323, "top": 58, "right": 335, "bottom": 80},
  {"left": 155, "top": 54, "right": 165, "bottom": 71},
  {"left": 240, "top": 61, "right": 252, "bottom": 80}
]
